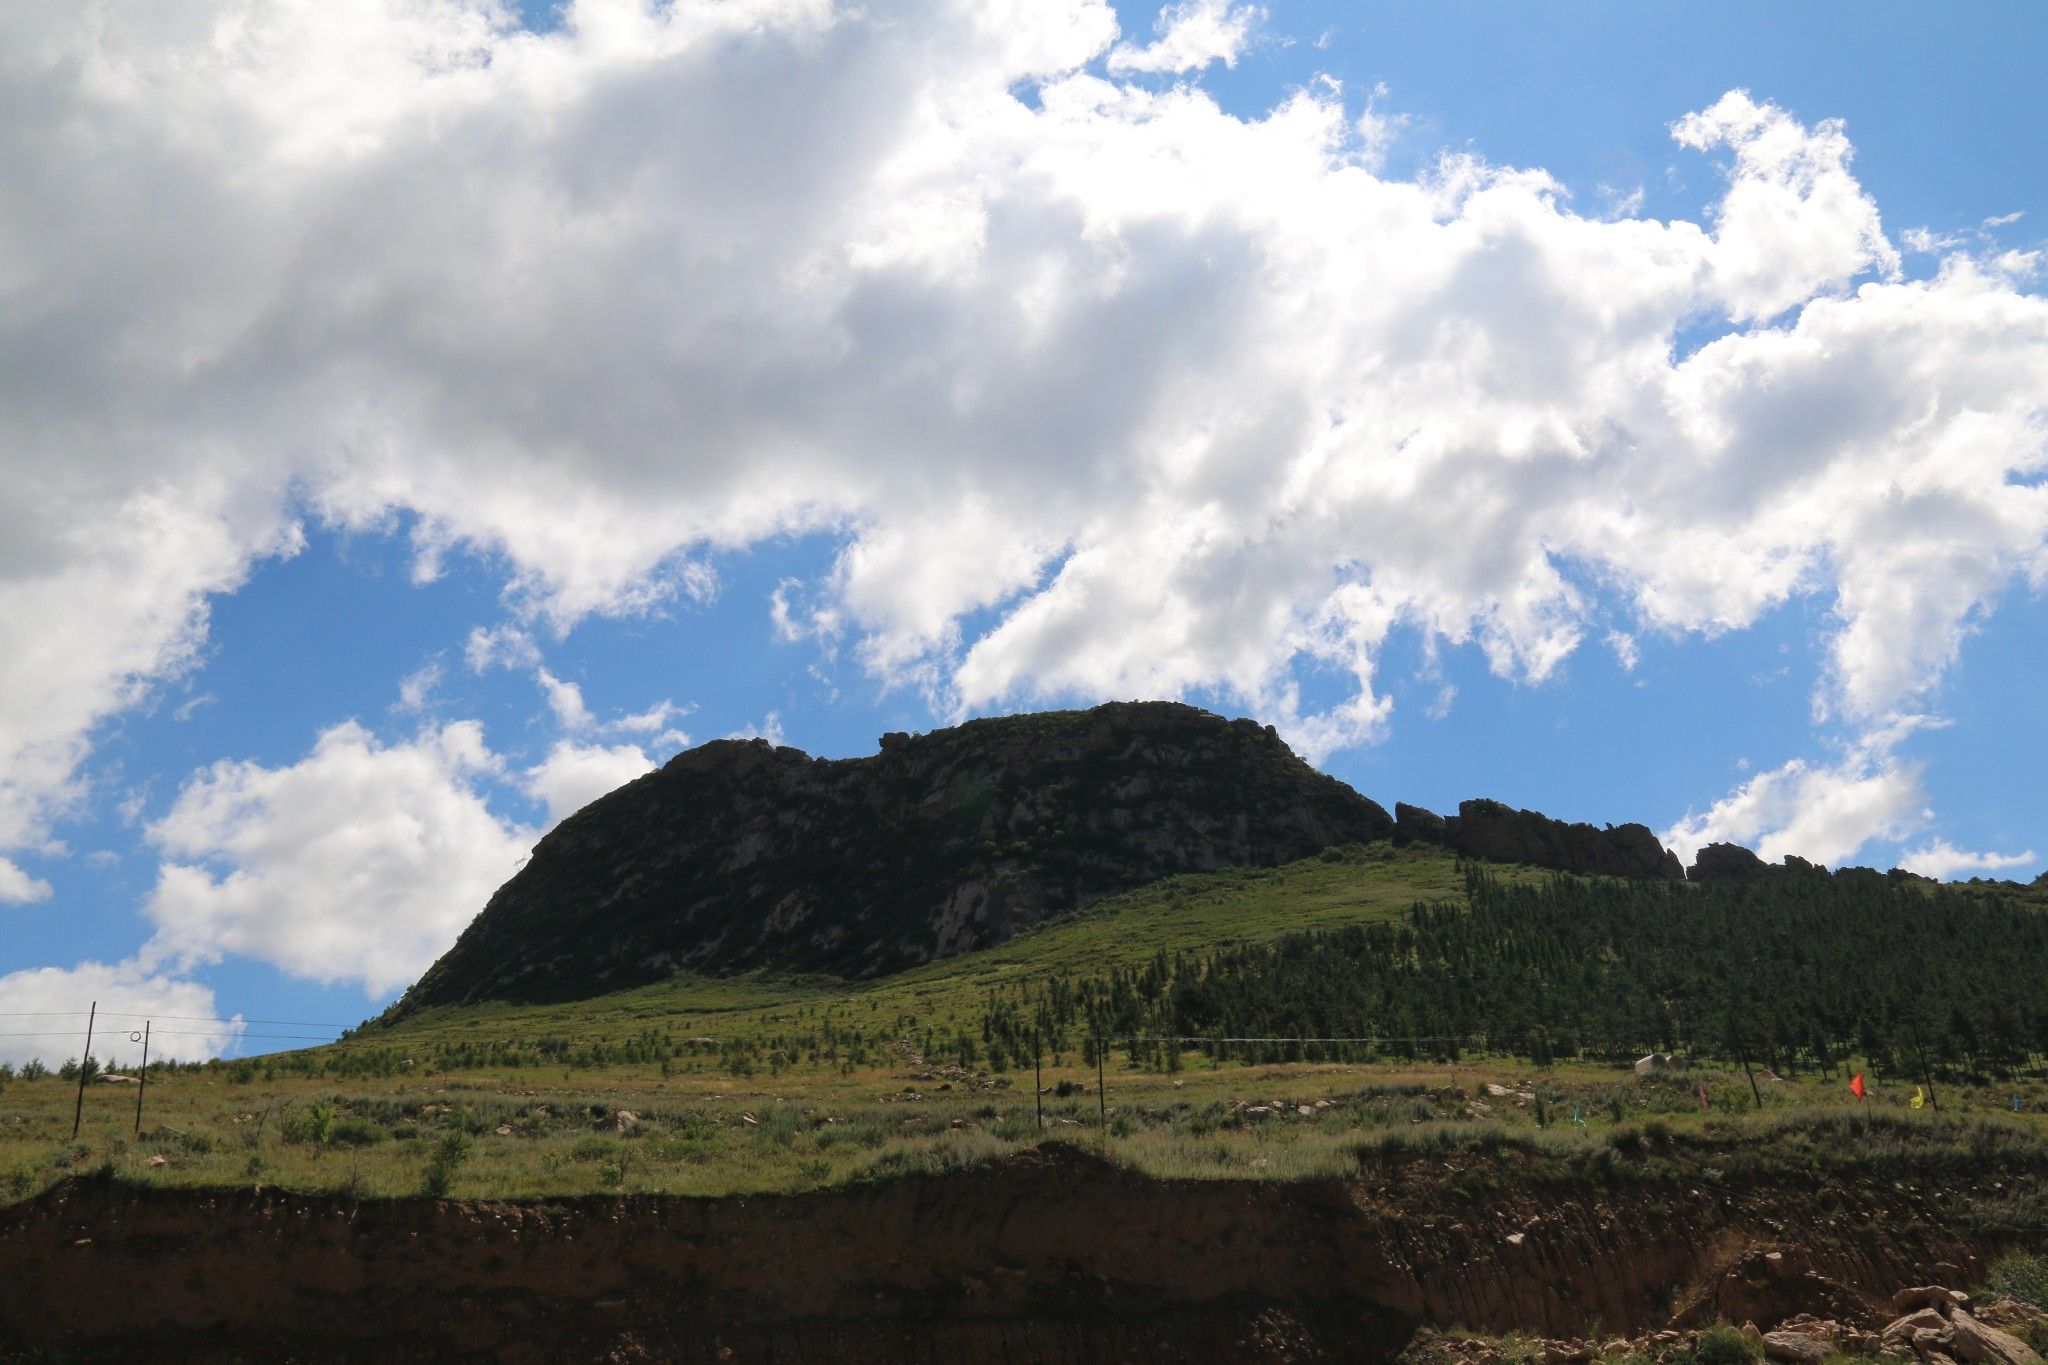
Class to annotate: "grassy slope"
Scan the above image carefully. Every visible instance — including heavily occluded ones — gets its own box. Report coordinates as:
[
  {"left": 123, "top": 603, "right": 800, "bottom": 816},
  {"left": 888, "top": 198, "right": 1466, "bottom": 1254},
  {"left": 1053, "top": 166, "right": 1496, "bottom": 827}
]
[
  {"left": 8, "top": 844, "right": 2044, "bottom": 1208},
  {"left": 369, "top": 841, "right": 1475, "bottom": 1054}
]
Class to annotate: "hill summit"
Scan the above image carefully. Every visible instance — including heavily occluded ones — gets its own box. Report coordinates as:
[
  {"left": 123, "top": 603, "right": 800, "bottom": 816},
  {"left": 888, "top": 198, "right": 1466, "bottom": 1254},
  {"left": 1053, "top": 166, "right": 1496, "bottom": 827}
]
[{"left": 392, "top": 702, "right": 1394, "bottom": 1013}]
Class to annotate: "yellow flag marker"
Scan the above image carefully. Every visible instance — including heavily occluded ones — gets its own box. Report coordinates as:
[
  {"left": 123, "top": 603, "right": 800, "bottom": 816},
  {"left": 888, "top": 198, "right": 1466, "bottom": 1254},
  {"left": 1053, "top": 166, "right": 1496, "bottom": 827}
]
[{"left": 1911, "top": 1086, "right": 1926, "bottom": 1110}]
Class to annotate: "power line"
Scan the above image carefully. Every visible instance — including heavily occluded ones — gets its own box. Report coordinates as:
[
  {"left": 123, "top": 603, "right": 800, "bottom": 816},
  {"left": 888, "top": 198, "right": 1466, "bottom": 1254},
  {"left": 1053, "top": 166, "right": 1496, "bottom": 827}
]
[
  {"left": 0, "top": 1029, "right": 341, "bottom": 1043},
  {"left": 0, "top": 1010, "right": 350, "bottom": 1029}
]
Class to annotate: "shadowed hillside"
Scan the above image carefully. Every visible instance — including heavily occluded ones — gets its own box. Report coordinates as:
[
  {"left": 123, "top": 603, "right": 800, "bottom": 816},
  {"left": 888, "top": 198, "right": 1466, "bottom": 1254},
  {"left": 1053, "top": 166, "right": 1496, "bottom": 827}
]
[{"left": 391, "top": 702, "right": 1395, "bottom": 1014}]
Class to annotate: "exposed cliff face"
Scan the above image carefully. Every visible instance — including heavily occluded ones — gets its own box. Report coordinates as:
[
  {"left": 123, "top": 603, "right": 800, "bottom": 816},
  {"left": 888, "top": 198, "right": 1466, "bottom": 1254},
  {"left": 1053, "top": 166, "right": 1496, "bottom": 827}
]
[
  {"left": 392, "top": 702, "right": 1394, "bottom": 1013},
  {"left": 2, "top": 1143, "right": 2032, "bottom": 1364},
  {"left": 1395, "top": 798, "right": 1685, "bottom": 882}
]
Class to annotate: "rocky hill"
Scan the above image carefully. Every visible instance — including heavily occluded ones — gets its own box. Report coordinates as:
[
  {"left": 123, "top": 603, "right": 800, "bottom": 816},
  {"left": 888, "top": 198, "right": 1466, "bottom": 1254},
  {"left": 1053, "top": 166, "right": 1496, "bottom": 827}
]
[
  {"left": 390, "top": 702, "right": 1396, "bottom": 1013},
  {"left": 1394, "top": 798, "right": 1684, "bottom": 881}
]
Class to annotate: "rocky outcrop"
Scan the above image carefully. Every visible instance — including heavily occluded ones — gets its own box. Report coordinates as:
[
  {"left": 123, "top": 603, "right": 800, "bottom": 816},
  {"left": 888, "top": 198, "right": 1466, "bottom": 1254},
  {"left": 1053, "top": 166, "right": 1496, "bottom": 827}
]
[
  {"left": 1688, "top": 842, "right": 1771, "bottom": 883},
  {"left": 1393, "top": 802, "right": 1448, "bottom": 846},
  {"left": 390, "top": 702, "right": 1394, "bottom": 1012},
  {"left": 1395, "top": 798, "right": 1684, "bottom": 881}
]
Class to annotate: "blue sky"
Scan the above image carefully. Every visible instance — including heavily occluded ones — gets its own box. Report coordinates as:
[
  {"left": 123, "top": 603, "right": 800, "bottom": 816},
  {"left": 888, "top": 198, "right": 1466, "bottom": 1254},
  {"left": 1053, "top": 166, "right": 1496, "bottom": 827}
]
[{"left": 1, "top": 0, "right": 2043, "bottom": 1063}]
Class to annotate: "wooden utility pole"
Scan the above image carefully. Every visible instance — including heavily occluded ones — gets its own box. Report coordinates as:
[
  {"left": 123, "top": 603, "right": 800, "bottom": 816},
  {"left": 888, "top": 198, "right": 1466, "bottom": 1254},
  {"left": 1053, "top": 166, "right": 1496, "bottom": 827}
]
[
  {"left": 1096, "top": 1037, "right": 1106, "bottom": 1130},
  {"left": 133, "top": 1021, "right": 151, "bottom": 1135},
  {"left": 1034, "top": 1029, "right": 1043, "bottom": 1133},
  {"left": 71, "top": 1001, "right": 96, "bottom": 1140},
  {"left": 1736, "top": 1036, "right": 1762, "bottom": 1110}
]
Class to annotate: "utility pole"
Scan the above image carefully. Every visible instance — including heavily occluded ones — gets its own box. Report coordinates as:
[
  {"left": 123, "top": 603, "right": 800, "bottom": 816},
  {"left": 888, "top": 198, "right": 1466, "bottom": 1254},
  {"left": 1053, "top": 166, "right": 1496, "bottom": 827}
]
[
  {"left": 1736, "top": 1035, "right": 1762, "bottom": 1110},
  {"left": 1096, "top": 1036, "right": 1106, "bottom": 1131},
  {"left": 71, "top": 1001, "right": 96, "bottom": 1140},
  {"left": 133, "top": 1021, "right": 152, "bottom": 1135},
  {"left": 1034, "top": 1029, "right": 1043, "bottom": 1133}
]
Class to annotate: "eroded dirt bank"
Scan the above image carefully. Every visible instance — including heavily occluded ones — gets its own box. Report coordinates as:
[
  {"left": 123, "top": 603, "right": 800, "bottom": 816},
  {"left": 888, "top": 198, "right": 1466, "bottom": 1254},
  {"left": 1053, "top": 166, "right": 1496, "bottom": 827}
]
[{"left": 1, "top": 1143, "right": 2038, "bottom": 1363}]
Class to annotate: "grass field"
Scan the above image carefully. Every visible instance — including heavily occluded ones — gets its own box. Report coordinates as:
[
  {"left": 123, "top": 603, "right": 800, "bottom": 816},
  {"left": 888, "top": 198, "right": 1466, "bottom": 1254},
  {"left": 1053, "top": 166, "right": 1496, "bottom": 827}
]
[
  {"left": 4, "top": 843, "right": 2045, "bottom": 1206},
  {"left": 7, "top": 1048, "right": 2048, "bottom": 1207}
]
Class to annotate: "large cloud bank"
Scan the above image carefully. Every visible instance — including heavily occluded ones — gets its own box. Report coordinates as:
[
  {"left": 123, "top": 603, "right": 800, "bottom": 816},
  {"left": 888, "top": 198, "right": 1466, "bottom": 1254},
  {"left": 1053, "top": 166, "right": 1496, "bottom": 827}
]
[{"left": 1, "top": 0, "right": 2045, "bottom": 968}]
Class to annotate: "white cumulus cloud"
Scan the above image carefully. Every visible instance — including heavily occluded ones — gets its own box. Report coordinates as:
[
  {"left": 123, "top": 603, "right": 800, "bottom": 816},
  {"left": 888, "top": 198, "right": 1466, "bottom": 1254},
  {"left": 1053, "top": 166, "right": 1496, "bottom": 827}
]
[
  {"left": 521, "top": 740, "right": 656, "bottom": 823},
  {"left": 0, "top": 959, "right": 239, "bottom": 1069},
  {"left": 1109, "top": 0, "right": 1265, "bottom": 75},
  {"left": 1898, "top": 839, "right": 2038, "bottom": 883},
  {"left": 535, "top": 668, "right": 595, "bottom": 732},
  {"left": 141, "top": 721, "right": 535, "bottom": 997},
  {"left": 0, "top": 856, "right": 52, "bottom": 904},
  {"left": 0, "top": 1, "right": 2041, "bottom": 896},
  {"left": 1662, "top": 745, "right": 1924, "bottom": 869}
]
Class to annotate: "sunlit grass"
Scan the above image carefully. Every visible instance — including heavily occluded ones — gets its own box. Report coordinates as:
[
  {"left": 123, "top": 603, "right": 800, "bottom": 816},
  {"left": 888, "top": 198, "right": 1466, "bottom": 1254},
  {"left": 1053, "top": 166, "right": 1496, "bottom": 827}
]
[{"left": 6, "top": 1046, "right": 2044, "bottom": 1206}]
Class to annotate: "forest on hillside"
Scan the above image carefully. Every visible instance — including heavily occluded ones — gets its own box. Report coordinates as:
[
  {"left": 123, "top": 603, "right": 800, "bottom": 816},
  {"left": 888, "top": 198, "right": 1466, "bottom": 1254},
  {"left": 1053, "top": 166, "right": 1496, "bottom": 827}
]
[{"left": 980, "top": 866, "right": 2048, "bottom": 1081}]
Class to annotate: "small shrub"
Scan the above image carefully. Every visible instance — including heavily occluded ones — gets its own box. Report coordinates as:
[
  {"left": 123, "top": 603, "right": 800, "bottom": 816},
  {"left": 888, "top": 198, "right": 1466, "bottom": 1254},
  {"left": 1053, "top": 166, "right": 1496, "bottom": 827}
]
[
  {"left": 329, "top": 1118, "right": 387, "bottom": 1149},
  {"left": 151, "top": 1127, "right": 216, "bottom": 1156},
  {"left": 813, "top": 1120, "right": 885, "bottom": 1152},
  {"left": 280, "top": 1103, "right": 335, "bottom": 1147},
  {"left": 571, "top": 1135, "right": 621, "bottom": 1163},
  {"left": 1692, "top": 1323, "right": 1760, "bottom": 1365},
  {"left": 420, "top": 1133, "right": 471, "bottom": 1198},
  {"left": 598, "top": 1161, "right": 626, "bottom": 1189},
  {"left": 754, "top": 1107, "right": 799, "bottom": 1147},
  {"left": 1983, "top": 1249, "right": 2048, "bottom": 1310}
]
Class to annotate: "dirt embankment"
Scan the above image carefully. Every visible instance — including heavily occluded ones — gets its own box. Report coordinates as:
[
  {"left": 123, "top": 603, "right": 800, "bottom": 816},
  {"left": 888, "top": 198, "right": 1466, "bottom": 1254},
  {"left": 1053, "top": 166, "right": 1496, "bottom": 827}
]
[{"left": 0, "top": 1144, "right": 2036, "bottom": 1363}]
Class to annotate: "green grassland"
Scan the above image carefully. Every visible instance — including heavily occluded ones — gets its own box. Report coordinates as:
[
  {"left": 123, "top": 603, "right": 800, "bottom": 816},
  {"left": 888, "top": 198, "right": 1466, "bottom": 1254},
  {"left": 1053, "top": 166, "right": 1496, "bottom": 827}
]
[{"left": 3, "top": 843, "right": 2045, "bottom": 1207}]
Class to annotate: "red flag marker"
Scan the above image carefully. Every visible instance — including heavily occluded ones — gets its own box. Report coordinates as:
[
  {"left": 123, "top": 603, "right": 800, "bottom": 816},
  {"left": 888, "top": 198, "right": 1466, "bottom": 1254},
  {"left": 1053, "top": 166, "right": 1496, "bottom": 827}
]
[
  {"left": 1850, "top": 1073, "right": 1866, "bottom": 1100},
  {"left": 1696, "top": 1083, "right": 1709, "bottom": 1110}
]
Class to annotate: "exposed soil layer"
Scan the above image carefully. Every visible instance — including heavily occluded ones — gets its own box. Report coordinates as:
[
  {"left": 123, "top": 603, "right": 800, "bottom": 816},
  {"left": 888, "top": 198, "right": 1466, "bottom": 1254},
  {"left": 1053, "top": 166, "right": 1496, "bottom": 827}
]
[{"left": 2, "top": 1144, "right": 2038, "bottom": 1363}]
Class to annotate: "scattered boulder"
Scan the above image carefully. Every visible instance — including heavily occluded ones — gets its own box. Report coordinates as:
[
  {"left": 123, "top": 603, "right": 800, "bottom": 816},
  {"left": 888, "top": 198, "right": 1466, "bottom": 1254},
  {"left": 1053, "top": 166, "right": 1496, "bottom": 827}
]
[
  {"left": 1887, "top": 1310, "right": 1950, "bottom": 1341},
  {"left": 1763, "top": 1329, "right": 1834, "bottom": 1363},
  {"left": 1946, "top": 1310, "right": 2041, "bottom": 1365}
]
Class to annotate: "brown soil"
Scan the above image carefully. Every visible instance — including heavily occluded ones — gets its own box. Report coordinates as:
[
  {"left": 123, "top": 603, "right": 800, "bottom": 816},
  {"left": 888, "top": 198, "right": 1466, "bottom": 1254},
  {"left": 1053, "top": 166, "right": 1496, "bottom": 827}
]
[{"left": 0, "top": 1144, "right": 2036, "bottom": 1363}]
